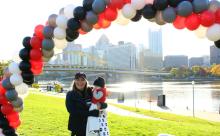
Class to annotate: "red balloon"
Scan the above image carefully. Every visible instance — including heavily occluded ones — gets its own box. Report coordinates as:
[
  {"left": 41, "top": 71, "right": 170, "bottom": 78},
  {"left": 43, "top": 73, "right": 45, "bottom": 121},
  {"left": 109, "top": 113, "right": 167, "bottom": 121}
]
[
  {"left": 9, "top": 119, "right": 21, "bottom": 129},
  {"left": 78, "top": 28, "right": 87, "bottom": 35},
  {"left": 109, "top": 0, "right": 124, "bottom": 9},
  {"left": 30, "top": 36, "right": 42, "bottom": 49},
  {"left": 1, "top": 103, "right": 14, "bottom": 115},
  {"left": 200, "top": 10, "right": 215, "bottom": 27},
  {"left": 215, "top": 9, "right": 220, "bottom": 24},
  {"left": 0, "top": 95, "right": 8, "bottom": 105},
  {"left": 93, "top": 23, "right": 102, "bottom": 29},
  {"left": 0, "top": 82, "right": 6, "bottom": 95},
  {"left": 30, "top": 49, "right": 42, "bottom": 61},
  {"left": 185, "top": 13, "right": 201, "bottom": 31},
  {"left": 104, "top": 7, "right": 118, "bottom": 21},
  {"left": 173, "top": 16, "right": 186, "bottom": 29},
  {"left": 123, "top": 0, "right": 131, "bottom": 4},
  {"left": 6, "top": 112, "right": 19, "bottom": 122},
  {"left": 30, "top": 60, "right": 43, "bottom": 75},
  {"left": 34, "top": 25, "right": 44, "bottom": 40}
]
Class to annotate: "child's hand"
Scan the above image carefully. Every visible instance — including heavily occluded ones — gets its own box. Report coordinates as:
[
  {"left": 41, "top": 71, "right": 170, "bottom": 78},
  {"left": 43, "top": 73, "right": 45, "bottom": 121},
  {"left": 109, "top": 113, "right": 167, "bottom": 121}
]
[{"left": 97, "top": 103, "right": 101, "bottom": 110}]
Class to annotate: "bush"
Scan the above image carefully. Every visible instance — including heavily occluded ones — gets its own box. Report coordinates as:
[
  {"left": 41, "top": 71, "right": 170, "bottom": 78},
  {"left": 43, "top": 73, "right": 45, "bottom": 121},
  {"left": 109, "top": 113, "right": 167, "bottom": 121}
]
[{"left": 32, "top": 83, "right": 40, "bottom": 89}]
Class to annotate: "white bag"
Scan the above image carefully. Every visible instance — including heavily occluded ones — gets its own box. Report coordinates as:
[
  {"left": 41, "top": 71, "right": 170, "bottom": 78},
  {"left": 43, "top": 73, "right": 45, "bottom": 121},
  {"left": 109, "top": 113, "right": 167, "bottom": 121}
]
[
  {"left": 99, "top": 110, "right": 110, "bottom": 136},
  {"left": 86, "top": 104, "right": 99, "bottom": 136}
]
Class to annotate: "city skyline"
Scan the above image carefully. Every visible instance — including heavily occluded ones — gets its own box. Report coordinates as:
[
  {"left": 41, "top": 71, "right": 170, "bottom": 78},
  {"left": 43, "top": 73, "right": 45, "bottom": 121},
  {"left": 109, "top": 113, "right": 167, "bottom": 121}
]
[{"left": 0, "top": 0, "right": 214, "bottom": 61}]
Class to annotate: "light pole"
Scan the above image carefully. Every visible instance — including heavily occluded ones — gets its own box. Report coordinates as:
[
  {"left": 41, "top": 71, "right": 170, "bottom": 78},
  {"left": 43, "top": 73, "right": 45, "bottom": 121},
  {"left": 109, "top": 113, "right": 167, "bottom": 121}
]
[{"left": 192, "top": 80, "right": 195, "bottom": 118}]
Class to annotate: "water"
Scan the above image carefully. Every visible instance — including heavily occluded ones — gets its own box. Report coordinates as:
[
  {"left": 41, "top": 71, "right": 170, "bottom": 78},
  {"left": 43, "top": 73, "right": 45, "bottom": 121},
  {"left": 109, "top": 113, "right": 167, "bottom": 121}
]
[{"left": 106, "top": 81, "right": 220, "bottom": 113}]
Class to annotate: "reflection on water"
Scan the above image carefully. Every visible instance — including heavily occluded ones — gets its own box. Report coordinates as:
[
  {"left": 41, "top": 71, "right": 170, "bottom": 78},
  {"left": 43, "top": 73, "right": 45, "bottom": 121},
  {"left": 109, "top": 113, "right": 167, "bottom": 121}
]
[{"left": 107, "top": 81, "right": 220, "bottom": 113}]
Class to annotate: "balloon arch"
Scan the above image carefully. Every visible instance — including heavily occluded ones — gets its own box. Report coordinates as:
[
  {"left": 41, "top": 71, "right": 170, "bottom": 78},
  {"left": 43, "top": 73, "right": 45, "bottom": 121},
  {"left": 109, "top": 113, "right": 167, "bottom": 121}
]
[{"left": 0, "top": 0, "right": 220, "bottom": 135}]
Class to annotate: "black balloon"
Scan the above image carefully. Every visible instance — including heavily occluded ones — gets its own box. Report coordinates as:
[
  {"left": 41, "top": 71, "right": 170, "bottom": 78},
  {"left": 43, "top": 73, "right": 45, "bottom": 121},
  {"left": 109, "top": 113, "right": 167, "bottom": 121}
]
[
  {"left": 142, "top": 4, "right": 157, "bottom": 19},
  {"left": 74, "top": 6, "right": 87, "bottom": 20},
  {"left": 19, "top": 48, "right": 30, "bottom": 61},
  {"left": 22, "top": 36, "right": 32, "bottom": 49},
  {"left": 19, "top": 61, "right": 31, "bottom": 72},
  {"left": 83, "top": 0, "right": 94, "bottom": 11},
  {"left": 153, "top": 0, "right": 169, "bottom": 10},
  {"left": 2, "top": 78, "right": 15, "bottom": 90},
  {"left": 66, "top": 29, "right": 79, "bottom": 41},
  {"left": 214, "top": 40, "right": 220, "bottom": 48},
  {"left": 131, "top": 10, "right": 142, "bottom": 22},
  {"left": 67, "top": 18, "right": 81, "bottom": 31},
  {"left": 22, "top": 71, "right": 34, "bottom": 82}
]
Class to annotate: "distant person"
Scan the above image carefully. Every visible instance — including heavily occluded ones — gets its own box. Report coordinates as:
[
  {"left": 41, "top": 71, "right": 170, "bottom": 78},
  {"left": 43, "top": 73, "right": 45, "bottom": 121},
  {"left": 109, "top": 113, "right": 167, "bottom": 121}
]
[{"left": 65, "top": 72, "right": 107, "bottom": 136}]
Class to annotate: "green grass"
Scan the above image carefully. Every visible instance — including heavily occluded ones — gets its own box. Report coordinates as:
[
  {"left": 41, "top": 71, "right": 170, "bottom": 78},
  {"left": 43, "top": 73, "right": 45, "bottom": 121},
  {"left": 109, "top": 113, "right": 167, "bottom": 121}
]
[{"left": 17, "top": 93, "right": 220, "bottom": 136}]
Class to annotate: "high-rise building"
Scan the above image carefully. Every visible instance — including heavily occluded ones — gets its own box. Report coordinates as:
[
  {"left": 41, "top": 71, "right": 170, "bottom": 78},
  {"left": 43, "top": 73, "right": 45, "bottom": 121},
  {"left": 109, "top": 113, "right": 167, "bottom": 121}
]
[
  {"left": 105, "top": 41, "right": 136, "bottom": 70},
  {"left": 164, "top": 55, "right": 188, "bottom": 68},
  {"left": 210, "top": 45, "right": 220, "bottom": 65},
  {"left": 202, "top": 55, "right": 210, "bottom": 67},
  {"left": 148, "top": 28, "right": 163, "bottom": 56},
  {"left": 189, "top": 57, "right": 204, "bottom": 67}
]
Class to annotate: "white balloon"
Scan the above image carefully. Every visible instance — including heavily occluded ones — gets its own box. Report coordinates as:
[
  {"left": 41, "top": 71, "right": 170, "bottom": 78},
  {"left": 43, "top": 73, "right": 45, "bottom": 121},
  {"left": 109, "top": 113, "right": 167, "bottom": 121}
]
[
  {"left": 122, "top": 4, "right": 136, "bottom": 19},
  {"left": 206, "top": 24, "right": 220, "bottom": 41},
  {"left": 15, "top": 83, "right": 29, "bottom": 95},
  {"left": 115, "top": 10, "right": 130, "bottom": 25},
  {"left": 9, "top": 62, "right": 21, "bottom": 74},
  {"left": 56, "top": 15, "right": 68, "bottom": 29},
  {"left": 10, "top": 74, "right": 23, "bottom": 86},
  {"left": 54, "top": 38, "right": 68, "bottom": 49},
  {"left": 64, "top": 4, "right": 75, "bottom": 19},
  {"left": 145, "top": 0, "right": 154, "bottom": 4},
  {"left": 194, "top": 25, "right": 207, "bottom": 39},
  {"left": 54, "top": 27, "right": 66, "bottom": 40},
  {"left": 131, "top": 0, "right": 146, "bottom": 10}
]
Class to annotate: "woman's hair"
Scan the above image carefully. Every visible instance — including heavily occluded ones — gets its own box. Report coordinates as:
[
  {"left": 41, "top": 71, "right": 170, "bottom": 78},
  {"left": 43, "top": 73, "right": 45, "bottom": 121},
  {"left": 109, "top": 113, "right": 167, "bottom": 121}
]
[{"left": 71, "top": 79, "right": 90, "bottom": 98}]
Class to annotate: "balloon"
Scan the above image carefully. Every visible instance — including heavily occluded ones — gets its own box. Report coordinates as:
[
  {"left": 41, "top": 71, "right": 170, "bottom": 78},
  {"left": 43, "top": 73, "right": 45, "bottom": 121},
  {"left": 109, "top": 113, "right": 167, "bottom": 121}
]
[
  {"left": 43, "top": 26, "right": 54, "bottom": 39},
  {"left": 131, "top": 0, "right": 145, "bottom": 10},
  {"left": 78, "top": 28, "right": 87, "bottom": 35},
  {"left": 30, "top": 60, "right": 43, "bottom": 75},
  {"left": 1, "top": 104, "right": 14, "bottom": 115},
  {"left": 194, "top": 25, "right": 207, "bottom": 39},
  {"left": 19, "top": 61, "right": 31, "bottom": 72},
  {"left": 155, "top": 11, "right": 166, "bottom": 25},
  {"left": 142, "top": 4, "right": 156, "bottom": 19},
  {"left": 104, "top": 7, "right": 118, "bottom": 21},
  {"left": 9, "top": 62, "right": 21, "bottom": 74},
  {"left": 104, "top": 0, "right": 111, "bottom": 5},
  {"left": 173, "top": 16, "right": 186, "bottom": 29},
  {"left": 131, "top": 10, "right": 142, "bottom": 22},
  {"left": 15, "top": 83, "right": 28, "bottom": 96},
  {"left": 42, "top": 39, "right": 55, "bottom": 51},
  {"left": 209, "top": 0, "right": 220, "bottom": 12},
  {"left": 56, "top": 15, "right": 68, "bottom": 29},
  {"left": 0, "top": 95, "right": 8, "bottom": 105},
  {"left": 42, "top": 49, "right": 54, "bottom": 58},
  {"left": 115, "top": 10, "right": 130, "bottom": 25},
  {"left": 81, "top": 20, "right": 93, "bottom": 32},
  {"left": 145, "top": 0, "right": 154, "bottom": 4},
  {"left": 9, "top": 119, "right": 21, "bottom": 129},
  {"left": 14, "top": 105, "right": 23, "bottom": 112},
  {"left": 168, "top": 0, "right": 184, "bottom": 7},
  {"left": 19, "top": 48, "right": 30, "bottom": 61},
  {"left": 214, "top": 39, "right": 220, "bottom": 48},
  {"left": 30, "top": 49, "right": 42, "bottom": 61},
  {"left": 215, "top": 9, "right": 220, "bottom": 24},
  {"left": 0, "top": 83, "right": 6, "bottom": 95},
  {"left": 2, "top": 67, "right": 11, "bottom": 79},
  {"left": 9, "top": 74, "right": 23, "bottom": 86},
  {"left": 54, "top": 27, "right": 66, "bottom": 40},
  {"left": 92, "top": 0, "right": 106, "bottom": 14},
  {"left": 153, "top": 0, "right": 168, "bottom": 10},
  {"left": 192, "top": 0, "right": 209, "bottom": 13},
  {"left": 64, "top": 4, "right": 75, "bottom": 18},
  {"left": 185, "top": 13, "right": 201, "bottom": 31},
  {"left": 162, "top": 7, "right": 176, "bottom": 23},
  {"left": 5, "top": 89, "right": 18, "bottom": 101},
  {"left": 66, "top": 29, "right": 79, "bottom": 41},
  {"left": 109, "top": 0, "right": 124, "bottom": 9},
  {"left": 21, "top": 71, "right": 34, "bottom": 84},
  {"left": 22, "top": 37, "right": 32, "bottom": 49},
  {"left": 206, "top": 24, "right": 220, "bottom": 41},
  {"left": 48, "top": 14, "right": 57, "bottom": 27},
  {"left": 34, "top": 25, "right": 44, "bottom": 40},
  {"left": 6, "top": 112, "right": 19, "bottom": 122},
  {"left": 67, "top": 18, "right": 81, "bottom": 31},
  {"left": 11, "top": 97, "right": 23, "bottom": 108},
  {"left": 54, "top": 39, "right": 67, "bottom": 49},
  {"left": 74, "top": 6, "right": 86, "bottom": 20},
  {"left": 122, "top": 4, "right": 136, "bottom": 19},
  {"left": 86, "top": 11, "right": 98, "bottom": 25},
  {"left": 93, "top": 23, "right": 102, "bottom": 29},
  {"left": 30, "top": 36, "right": 42, "bottom": 49},
  {"left": 99, "top": 18, "right": 111, "bottom": 28},
  {"left": 83, "top": 0, "right": 94, "bottom": 11},
  {"left": 200, "top": 10, "right": 215, "bottom": 27},
  {"left": 177, "top": 1, "right": 193, "bottom": 17},
  {"left": 2, "top": 78, "right": 14, "bottom": 90}
]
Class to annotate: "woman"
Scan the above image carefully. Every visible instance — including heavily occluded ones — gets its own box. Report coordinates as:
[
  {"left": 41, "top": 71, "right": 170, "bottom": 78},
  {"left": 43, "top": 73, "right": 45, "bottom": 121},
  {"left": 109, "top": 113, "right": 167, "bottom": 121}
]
[{"left": 65, "top": 72, "right": 107, "bottom": 136}]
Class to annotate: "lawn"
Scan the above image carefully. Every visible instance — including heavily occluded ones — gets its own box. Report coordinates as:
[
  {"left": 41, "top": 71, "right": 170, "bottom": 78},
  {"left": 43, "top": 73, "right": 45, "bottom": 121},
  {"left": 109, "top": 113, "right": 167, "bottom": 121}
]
[{"left": 17, "top": 93, "right": 220, "bottom": 136}]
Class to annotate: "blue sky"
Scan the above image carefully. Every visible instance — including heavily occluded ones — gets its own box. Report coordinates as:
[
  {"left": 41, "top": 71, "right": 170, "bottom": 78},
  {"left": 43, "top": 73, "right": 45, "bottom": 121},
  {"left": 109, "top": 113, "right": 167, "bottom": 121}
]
[{"left": 0, "top": 0, "right": 214, "bottom": 61}]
